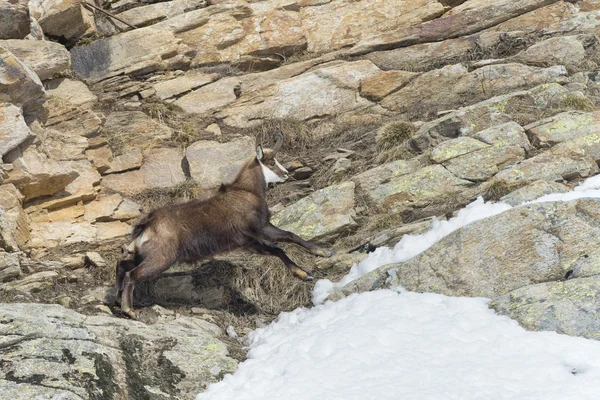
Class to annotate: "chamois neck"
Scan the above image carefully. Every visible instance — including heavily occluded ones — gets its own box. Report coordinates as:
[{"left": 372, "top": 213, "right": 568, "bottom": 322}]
[{"left": 230, "top": 158, "right": 267, "bottom": 197}]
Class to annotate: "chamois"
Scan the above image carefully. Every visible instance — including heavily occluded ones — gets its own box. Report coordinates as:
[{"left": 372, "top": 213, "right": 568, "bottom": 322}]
[{"left": 115, "top": 131, "right": 334, "bottom": 319}]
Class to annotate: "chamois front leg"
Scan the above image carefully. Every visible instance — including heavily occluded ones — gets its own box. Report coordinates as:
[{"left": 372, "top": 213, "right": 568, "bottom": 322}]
[
  {"left": 263, "top": 224, "right": 335, "bottom": 258},
  {"left": 250, "top": 242, "right": 313, "bottom": 281}
]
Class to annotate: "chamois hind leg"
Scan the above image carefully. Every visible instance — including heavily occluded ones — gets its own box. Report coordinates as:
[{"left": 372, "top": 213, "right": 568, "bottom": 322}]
[
  {"left": 263, "top": 224, "right": 335, "bottom": 258},
  {"left": 120, "top": 254, "right": 176, "bottom": 320},
  {"left": 250, "top": 242, "right": 313, "bottom": 281},
  {"left": 115, "top": 258, "right": 136, "bottom": 307}
]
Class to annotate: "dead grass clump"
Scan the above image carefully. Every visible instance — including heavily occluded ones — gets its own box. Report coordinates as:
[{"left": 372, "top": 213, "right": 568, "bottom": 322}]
[
  {"left": 375, "top": 121, "right": 417, "bottom": 163},
  {"left": 132, "top": 180, "right": 210, "bottom": 211},
  {"left": 244, "top": 119, "right": 315, "bottom": 156},
  {"left": 557, "top": 93, "right": 596, "bottom": 112},
  {"left": 228, "top": 245, "right": 316, "bottom": 314},
  {"left": 483, "top": 179, "right": 526, "bottom": 202},
  {"left": 141, "top": 98, "right": 208, "bottom": 148}
]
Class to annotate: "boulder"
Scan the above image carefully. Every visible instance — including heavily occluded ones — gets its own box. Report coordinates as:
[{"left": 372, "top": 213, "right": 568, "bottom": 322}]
[
  {"left": 3, "top": 270, "right": 58, "bottom": 292},
  {"left": 472, "top": 121, "right": 532, "bottom": 151},
  {"left": 491, "top": 144, "right": 599, "bottom": 187},
  {"left": 331, "top": 199, "right": 600, "bottom": 300},
  {"left": 364, "top": 31, "right": 512, "bottom": 71},
  {"left": 102, "top": 148, "right": 186, "bottom": 196},
  {"left": 153, "top": 70, "right": 219, "bottom": 101},
  {"left": 0, "top": 303, "right": 237, "bottom": 398},
  {"left": 0, "top": 39, "right": 70, "bottom": 81},
  {"left": 179, "top": 7, "right": 306, "bottom": 67},
  {"left": 0, "top": 0, "right": 29, "bottom": 39},
  {"left": 300, "top": 0, "right": 445, "bottom": 53},
  {"left": 31, "top": 0, "right": 96, "bottom": 41},
  {"left": 45, "top": 78, "right": 97, "bottom": 108},
  {"left": 0, "top": 45, "right": 46, "bottom": 120},
  {"left": 98, "top": 0, "right": 208, "bottom": 35},
  {"left": 351, "top": 159, "right": 422, "bottom": 195},
  {"left": 488, "top": 1, "right": 584, "bottom": 35},
  {"left": 71, "top": 28, "right": 193, "bottom": 83},
  {"left": 38, "top": 127, "right": 89, "bottom": 161},
  {"left": 348, "top": 0, "right": 561, "bottom": 55},
  {"left": 0, "top": 251, "right": 21, "bottom": 282},
  {"left": 101, "top": 111, "right": 172, "bottom": 153},
  {"left": 0, "top": 184, "right": 29, "bottom": 250},
  {"left": 5, "top": 148, "right": 80, "bottom": 202},
  {"left": 185, "top": 136, "right": 255, "bottom": 189},
  {"left": 491, "top": 277, "right": 600, "bottom": 341},
  {"left": 409, "top": 105, "right": 513, "bottom": 153},
  {"left": 443, "top": 146, "right": 525, "bottom": 182},
  {"left": 430, "top": 137, "right": 489, "bottom": 164},
  {"left": 85, "top": 145, "right": 112, "bottom": 174},
  {"left": 216, "top": 60, "right": 382, "bottom": 128},
  {"left": 0, "top": 103, "right": 34, "bottom": 159},
  {"left": 104, "top": 149, "right": 143, "bottom": 174},
  {"left": 511, "top": 34, "right": 597, "bottom": 69},
  {"left": 500, "top": 180, "right": 570, "bottom": 206},
  {"left": 525, "top": 111, "right": 600, "bottom": 148},
  {"left": 43, "top": 98, "right": 103, "bottom": 138},
  {"left": 381, "top": 63, "right": 568, "bottom": 118},
  {"left": 271, "top": 181, "right": 357, "bottom": 241},
  {"left": 354, "top": 164, "right": 472, "bottom": 212},
  {"left": 26, "top": 160, "right": 101, "bottom": 210},
  {"left": 174, "top": 76, "right": 241, "bottom": 116},
  {"left": 359, "top": 70, "right": 419, "bottom": 101}
]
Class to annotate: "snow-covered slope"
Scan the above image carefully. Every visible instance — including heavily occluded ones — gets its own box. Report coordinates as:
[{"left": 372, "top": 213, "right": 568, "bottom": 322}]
[{"left": 196, "top": 176, "right": 600, "bottom": 400}]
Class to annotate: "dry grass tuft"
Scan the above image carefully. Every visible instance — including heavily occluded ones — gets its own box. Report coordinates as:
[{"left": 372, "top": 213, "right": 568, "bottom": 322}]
[
  {"left": 557, "top": 93, "right": 596, "bottom": 112},
  {"left": 483, "top": 179, "right": 526, "bottom": 202},
  {"left": 227, "top": 245, "right": 317, "bottom": 314},
  {"left": 375, "top": 121, "right": 417, "bottom": 163},
  {"left": 132, "top": 180, "right": 210, "bottom": 211}
]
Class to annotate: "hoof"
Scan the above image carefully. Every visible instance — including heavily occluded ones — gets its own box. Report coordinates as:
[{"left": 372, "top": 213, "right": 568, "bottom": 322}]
[
  {"left": 314, "top": 248, "right": 335, "bottom": 258},
  {"left": 122, "top": 309, "right": 138, "bottom": 320},
  {"left": 303, "top": 275, "right": 314, "bottom": 282}
]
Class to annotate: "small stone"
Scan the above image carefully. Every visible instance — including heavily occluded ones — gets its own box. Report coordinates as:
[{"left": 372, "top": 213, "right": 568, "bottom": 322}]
[
  {"left": 94, "top": 305, "right": 113, "bottom": 315},
  {"left": 56, "top": 296, "right": 72, "bottom": 307},
  {"left": 332, "top": 158, "right": 352, "bottom": 175},
  {"left": 292, "top": 167, "right": 314, "bottom": 180},
  {"left": 284, "top": 161, "right": 303, "bottom": 171},
  {"left": 85, "top": 252, "right": 107, "bottom": 269},
  {"left": 205, "top": 124, "right": 222, "bottom": 136}
]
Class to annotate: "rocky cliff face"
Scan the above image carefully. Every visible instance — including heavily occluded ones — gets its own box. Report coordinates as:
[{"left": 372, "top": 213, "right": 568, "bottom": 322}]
[{"left": 3, "top": 0, "right": 600, "bottom": 398}]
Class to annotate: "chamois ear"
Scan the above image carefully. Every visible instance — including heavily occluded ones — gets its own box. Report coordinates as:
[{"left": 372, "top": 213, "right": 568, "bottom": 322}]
[{"left": 256, "top": 145, "right": 265, "bottom": 161}]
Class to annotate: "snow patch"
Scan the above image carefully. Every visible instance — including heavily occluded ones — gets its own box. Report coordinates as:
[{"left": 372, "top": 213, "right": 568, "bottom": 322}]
[{"left": 197, "top": 290, "right": 600, "bottom": 400}]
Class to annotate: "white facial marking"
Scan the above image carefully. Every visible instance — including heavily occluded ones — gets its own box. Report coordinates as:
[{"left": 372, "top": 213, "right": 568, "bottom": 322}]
[
  {"left": 135, "top": 231, "right": 150, "bottom": 248},
  {"left": 275, "top": 159, "right": 288, "bottom": 175},
  {"left": 260, "top": 160, "right": 286, "bottom": 185}
]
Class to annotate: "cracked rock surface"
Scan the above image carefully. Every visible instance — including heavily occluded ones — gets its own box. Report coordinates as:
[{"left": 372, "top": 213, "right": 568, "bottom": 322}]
[{"left": 0, "top": 303, "right": 237, "bottom": 399}]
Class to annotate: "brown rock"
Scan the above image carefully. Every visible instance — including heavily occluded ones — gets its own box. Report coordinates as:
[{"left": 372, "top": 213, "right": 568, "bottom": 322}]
[
  {"left": 0, "top": 0, "right": 30, "bottom": 39},
  {"left": 104, "top": 149, "right": 143, "bottom": 174},
  {"left": 360, "top": 70, "right": 418, "bottom": 101},
  {"left": 102, "top": 148, "right": 186, "bottom": 195},
  {"left": 0, "top": 103, "right": 34, "bottom": 158},
  {"left": 86, "top": 146, "right": 113, "bottom": 174},
  {"left": 348, "top": 0, "right": 561, "bottom": 55},
  {"left": 0, "top": 39, "right": 71, "bottom": 81},
  {"left": 301, "top": 0, "right": 445, "bottom": 53},
  {"left": 185, "top": 136, "right": 255, "bottom": 189},
  {"left": 33, "top": 0, "right": 96, "bottom": 41},
  {"left": 0, "top": 184, "right": 29, "bottom": 250},
  {"left": 0, "top": 45, "right": 46, "bottom": 120}
]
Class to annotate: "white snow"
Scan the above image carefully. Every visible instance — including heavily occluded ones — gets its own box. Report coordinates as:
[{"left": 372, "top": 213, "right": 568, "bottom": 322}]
[
  {"left": 196, "top": 175, "right": 600, "bottom": 400},
  {"left": 197, "top": 290, "right": 600, "bottom": 400}
]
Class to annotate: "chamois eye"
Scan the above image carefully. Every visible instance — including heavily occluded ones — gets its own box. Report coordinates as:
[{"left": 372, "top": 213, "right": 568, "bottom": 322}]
[{"left": 270, "top": 161, "right": 276, "bottom": 167}]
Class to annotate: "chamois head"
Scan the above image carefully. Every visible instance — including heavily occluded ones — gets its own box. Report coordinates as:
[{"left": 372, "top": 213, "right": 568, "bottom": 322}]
[{"left": 256, "top": 130, "right": 289, "bottom": 185}]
